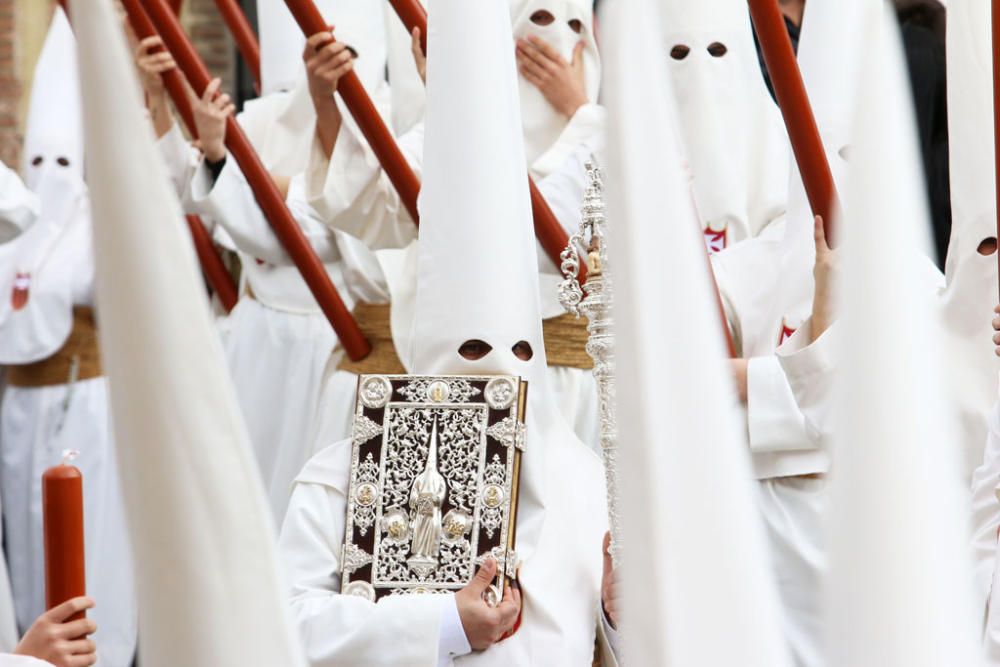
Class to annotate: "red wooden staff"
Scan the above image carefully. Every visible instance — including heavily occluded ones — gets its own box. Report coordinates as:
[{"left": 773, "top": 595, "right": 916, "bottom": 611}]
[
  {"left": 388, "top": 0, "right": 427, "bottom": 53},
  {"left": 186, "top": 216, "right": 239, "bottom": 310},
  {"left": 43, "top": 457, "right": 86, "bottom": 620},
  {"left": 280, "top": 0, "right": 421, "bottom": 224},
  {"left": 993, "top": 0, "right": 1000, "bottom": 294},
  {"left": 381, "top": 0, "right": 583, "bottom": 278},
  {"left": 211, "top": 0, "right": 262, "bottom": 92},
  {"left": 124, "top": 0, "right": 239, "bottom": 312},
  {"left": 747, "top": 0, "right": 839, "bottom": 242},
  {"left": 137, "top": 0, "right": 371, "bottom": 360}
]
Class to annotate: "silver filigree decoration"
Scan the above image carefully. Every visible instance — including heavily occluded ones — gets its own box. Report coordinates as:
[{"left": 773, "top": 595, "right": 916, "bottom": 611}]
[
  {"left": 360, "top": 376, "right": 393, "bottom": 408},
  {"left": 558, "top": 162, "right": 621, "bottom": 568},
  {"left": 484, "top": 377, "right": 516, "bottom": 410},
  {"left": 354, "top": 453, "right": 379, "bottom": 536},
  {"left": 398, "top": 378, "right": 481, "bottom": 404},
  {"left": 342, "top": 543, "right": 373, "bottom": 574},
  {"left": 375, "top": 407, "right": 486, "bottom": 587},
  {"left": 380, "top": 508, "right": 410, "bottom": 545},
  {"left": 473, "top": 548, "right": 519, "bottom": 579},
  {"left": 474, "top": 546, "right": 509, "bottom": 575},
  {"left": 352, "top": 415, "right": 383, "bottom": 445},
  {"left": 486, "top": 416, "right": 525, "bottom": 452},
  {"left": 343, "top": 580, "right": 376, "bottom": 601},
  {"left": 388, "top": 587, "right": 449, "bottom": 596},
  {"left": 479, "top": 455, "right": 506, "bottom": 539}
]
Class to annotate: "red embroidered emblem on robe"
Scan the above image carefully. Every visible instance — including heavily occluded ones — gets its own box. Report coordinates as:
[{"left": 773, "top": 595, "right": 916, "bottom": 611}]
[
  {"left": 704, "top": 227, "right": 727, "bottom": 254},
  {"left": 778, "top": 322, "right": 796, "bottom": 346},
  {"left": 11, "top": 272, "right": 30, "bottom": 310}
]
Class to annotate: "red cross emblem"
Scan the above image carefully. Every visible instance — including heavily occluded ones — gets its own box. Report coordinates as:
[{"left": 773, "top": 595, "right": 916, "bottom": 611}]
[
  {"left": 704, "top": 227, "right": 727, "bottom": 254},
  {"left": 778, "top": 321, "right": 797, "bottom": 346}
]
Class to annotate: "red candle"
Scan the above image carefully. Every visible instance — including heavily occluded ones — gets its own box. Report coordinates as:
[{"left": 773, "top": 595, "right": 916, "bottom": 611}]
[{"left": 42, "top": 459, "right": 86, "bottom": 620}]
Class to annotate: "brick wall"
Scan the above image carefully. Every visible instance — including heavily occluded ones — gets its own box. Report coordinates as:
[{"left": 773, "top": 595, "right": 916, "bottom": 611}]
[
  {"left": 0, "top": 0, "right": 24, "bottom": 168},
  {"left": 184, "top": 0, "right": 237, "bottom": 98}
]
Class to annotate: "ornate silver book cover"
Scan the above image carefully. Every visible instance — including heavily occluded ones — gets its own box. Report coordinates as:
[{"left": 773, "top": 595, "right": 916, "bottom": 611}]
[{"left": 342, "top": 374, "right": 526, "bottom": 604}]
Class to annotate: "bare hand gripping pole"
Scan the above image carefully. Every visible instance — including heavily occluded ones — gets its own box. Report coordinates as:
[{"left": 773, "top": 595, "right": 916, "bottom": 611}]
[{"left": 136, "top": 0, "right": 371, "bottom": 360}]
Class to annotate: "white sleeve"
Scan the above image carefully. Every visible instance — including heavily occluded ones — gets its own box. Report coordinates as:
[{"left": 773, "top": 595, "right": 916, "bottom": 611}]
[
  {"left": 984, "top": 522, "right": 1000, "bottom": 663},
  {"left": 745, "top": 356, "right": 816, "bottom": 453},
  {"left": 535, "top": 143, "right": 593, "bottom": 237},
  {"left": 278, "top": 480, "right": 450, "bottom": 666},
  {"left": 187, "top": 157, "right": 339, "bottom": 265},
  {"left": 972, "top": 400, "right": 1000, "bottom": 613},
  {"left": 155, "top": 122, "right": 199, "bottom": 202},
  {"left": 775, "top": 319, "right": 840, "bottom": 443},
  {"left": 530, "top": 103, "right": 606, "bottom": 179},
  {"left": 437, "top": 594, "right": 472, "bottom": 666},
  {"left": 0, "top": 656, "right": 56, "bottom": 667},
  {"left": 599, "top": 610, "right": 621, "bottom": 661},
  {"left": 0, "top": 162, "right": 39, "bottom": 243},
  {"left": 303, "top": 99, "right": 421, "bottom": 251}
]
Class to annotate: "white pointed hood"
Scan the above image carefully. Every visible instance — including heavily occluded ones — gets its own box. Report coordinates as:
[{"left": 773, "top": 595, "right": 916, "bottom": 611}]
[
  {"left": 826, "top": 8, "right": 981, "bottom": 666},
  {"left": 0, "top": 6, "right": 90, "bottom": 364},
  {"left": 257, "top": 0, "right": 386, "bottom": 95},
  {"left": 510, "top": 0, "right": 600, "bottom": 166},
  {"left": 604, "top": 0, "right": 793, "bottom": 663},
  {"left": 23, "top": 6, "right": 84, "bottom": 201},
  {"left": 412, "top": 0, "right": 545, "bottom": 388},
  {"left": 660, "top": 0, "right": 789, "bottom": 245},
  {"left": 413, "top": 0, "right": 606, "bottom": 662},
  {"left": 939, "top": 0, "right": 1000, "bottom": 480},
  {"left": 73, "top": 0, "right": 305, "bottom": 663}
]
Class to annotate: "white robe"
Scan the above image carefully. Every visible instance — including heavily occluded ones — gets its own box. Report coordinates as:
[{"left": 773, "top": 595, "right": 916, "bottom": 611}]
[
  {"left": 0, "top": 656, "right": 53, "bottom": 667},
  {"left": 0, "top": 160, "right": 34, "bottom": 654},
  {"left": 0, "top": 206, "right": 137, "bottom": 666},
  {"left": 279, "top": 432, "right": 607, "bottom": 666},
  {"left": 0, "top": 164, "right": 39, "bottom": 244},
  {"left": 710, "top": 222, "right": 828, "bottom": 667}
]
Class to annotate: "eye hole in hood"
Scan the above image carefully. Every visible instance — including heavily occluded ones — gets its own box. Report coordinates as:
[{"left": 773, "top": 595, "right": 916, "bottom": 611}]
[
  {"left": 707, "top": 41, "right": 728, "bottom": 57},
  {"left": 512, "top": 341, "right": 534, "bottom": 361},
  {"left": 458, "top": 339, "right": 493, "bottom": 360},
  {"left": 977, "top": 237, "right": 997, "bottom": 256},
  {"left": 670, "top": 44, "right": 691, "bottom": 60},
  {"left": 530, "top": 9, "right": 555, "bottom": 25}
]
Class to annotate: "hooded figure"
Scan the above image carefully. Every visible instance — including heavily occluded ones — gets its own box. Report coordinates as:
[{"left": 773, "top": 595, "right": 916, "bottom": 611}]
[
  {"left": 380, "top": 0, "right": 602, "bottom": 173},
  {"left": 152, "top": 0, "right": 391, "bottom": 523},
  {"left": 301, "top": 0, "right": 605, "bottom": 457},
  {"left": 950, "top": 0, "right": 1000, "bottom": 646},
  {"left": 277, "top": 0, "right": 607, "bottom": 662},
  {"left": 702, "top": 1, "right": 885, "bottom": 663},
  {"left": 0, "top": 7, "right": 137, "bottom": 665},
  {"left": 661, "top": 0, "right": 790, "bottom": 249}
]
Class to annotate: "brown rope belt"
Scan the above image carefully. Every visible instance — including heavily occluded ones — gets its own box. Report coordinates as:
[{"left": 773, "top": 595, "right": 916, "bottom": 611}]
[
  {"left": 6, "top": 306, "right": 102, "bottom": 388},
  {"left": 337, "top": 303, "right": 594, "bottom": 375}
]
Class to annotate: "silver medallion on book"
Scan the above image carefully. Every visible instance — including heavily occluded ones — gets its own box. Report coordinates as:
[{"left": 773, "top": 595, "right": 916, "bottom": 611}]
[{"left": 342, "top": 374, "right": 525, "bottom": 604}]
